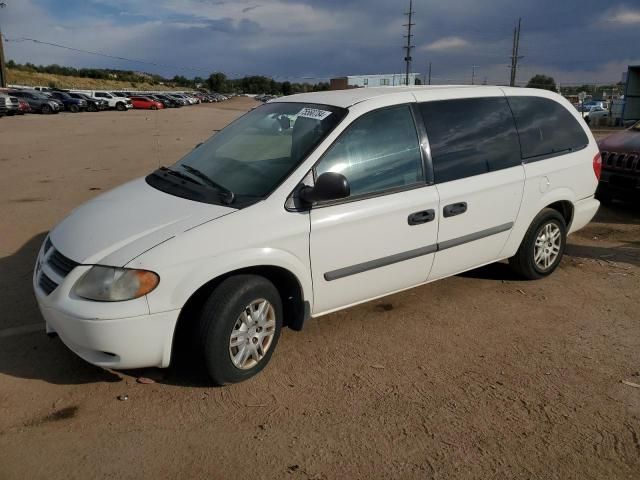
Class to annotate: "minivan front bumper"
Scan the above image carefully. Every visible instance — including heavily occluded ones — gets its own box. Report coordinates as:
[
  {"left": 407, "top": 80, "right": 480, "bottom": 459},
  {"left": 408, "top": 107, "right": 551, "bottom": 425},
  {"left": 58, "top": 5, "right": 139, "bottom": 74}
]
[
  {"left": 38, "top": 303, "right": 179, "bottom": 369},
  {"left": 33, "top": 241, "right": 180, "bottom": 369}
]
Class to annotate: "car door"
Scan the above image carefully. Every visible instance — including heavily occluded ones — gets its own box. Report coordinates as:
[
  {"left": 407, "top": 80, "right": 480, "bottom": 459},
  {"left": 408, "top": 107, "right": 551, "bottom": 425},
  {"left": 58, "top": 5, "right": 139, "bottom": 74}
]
[
  {"left": 415, "top": 93, "right": 525, "bottom": 279},
  {"left": 309, "top": 104, "right": 440, "bottom": 315}
]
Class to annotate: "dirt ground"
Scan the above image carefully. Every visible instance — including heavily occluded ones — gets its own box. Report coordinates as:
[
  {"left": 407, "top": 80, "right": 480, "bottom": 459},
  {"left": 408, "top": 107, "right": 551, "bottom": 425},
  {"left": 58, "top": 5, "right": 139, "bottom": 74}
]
[{"left": 0, "top": 98, "right": 638, "bottom": 480}]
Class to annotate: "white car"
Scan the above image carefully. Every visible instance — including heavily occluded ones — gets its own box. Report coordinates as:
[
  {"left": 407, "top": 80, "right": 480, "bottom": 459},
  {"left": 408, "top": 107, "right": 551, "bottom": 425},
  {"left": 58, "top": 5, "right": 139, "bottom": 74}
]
[
  {"left": 81, "top": 91, "right": 132, "bottom": 111},
  {"left": 34, "top": 86, "right": 601, "bottom": 385}
]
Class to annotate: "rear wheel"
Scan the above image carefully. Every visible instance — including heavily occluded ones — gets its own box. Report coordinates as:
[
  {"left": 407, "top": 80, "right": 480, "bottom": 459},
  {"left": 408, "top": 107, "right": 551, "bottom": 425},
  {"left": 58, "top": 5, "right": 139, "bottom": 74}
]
[
  {"left": 509, "top": 208, "right": 567, "bottom": 280},
  {"left": 69, "top": 104, "right": 80, "bottom": 113},
  {"left": 197, "top": 275, "right": 282, "bottom": 385}
]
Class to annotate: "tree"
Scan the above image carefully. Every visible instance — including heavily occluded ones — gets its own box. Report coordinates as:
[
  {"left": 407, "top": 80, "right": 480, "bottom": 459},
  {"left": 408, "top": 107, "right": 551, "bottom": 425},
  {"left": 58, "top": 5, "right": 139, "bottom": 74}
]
[
  {"left": 207, "top": 72, "right": 227, "bottom": 92},
  {"left": 281, "top": 81, "right": 292, "bottom": 96},
  {"left": 526, "top": 74, "right": 557, "bottom": 92}
]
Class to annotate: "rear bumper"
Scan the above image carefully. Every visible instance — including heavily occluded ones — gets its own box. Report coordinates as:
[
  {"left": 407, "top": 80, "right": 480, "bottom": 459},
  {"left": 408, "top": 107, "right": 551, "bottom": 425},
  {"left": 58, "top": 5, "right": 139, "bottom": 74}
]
[
  {"left": 569, "top": 196, "right": 600, "bottom": 234},
  {"left": 597, "top": 170, "right": 640, "bottom": 200}
]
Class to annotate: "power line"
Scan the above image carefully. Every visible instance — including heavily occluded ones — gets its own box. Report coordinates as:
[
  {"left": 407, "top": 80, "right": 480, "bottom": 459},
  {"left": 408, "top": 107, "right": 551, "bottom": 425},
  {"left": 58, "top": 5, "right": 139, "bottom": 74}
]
[{"left": 3, "top": 36, "right": 213, "bottom": 74}]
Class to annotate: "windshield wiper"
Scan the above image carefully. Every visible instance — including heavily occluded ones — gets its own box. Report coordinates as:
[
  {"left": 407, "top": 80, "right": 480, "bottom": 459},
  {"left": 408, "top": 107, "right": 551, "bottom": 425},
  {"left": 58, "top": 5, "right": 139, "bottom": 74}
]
[
  {"left": 158, "top": 166, "right": 204, "bottom": 186},
  {"left": 179, "top": 164, "right": 235, "bottom": 205}
]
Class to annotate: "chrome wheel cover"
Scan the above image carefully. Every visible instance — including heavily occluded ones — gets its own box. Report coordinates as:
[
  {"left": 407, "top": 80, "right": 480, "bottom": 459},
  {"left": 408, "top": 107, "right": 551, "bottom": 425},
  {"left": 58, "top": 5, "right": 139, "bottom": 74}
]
[
  {"left": 229, "top": 299, "right": 276, "bottom": 370},
  {"left": 534, "top": 222, "right": 561, "bottom": 271}
]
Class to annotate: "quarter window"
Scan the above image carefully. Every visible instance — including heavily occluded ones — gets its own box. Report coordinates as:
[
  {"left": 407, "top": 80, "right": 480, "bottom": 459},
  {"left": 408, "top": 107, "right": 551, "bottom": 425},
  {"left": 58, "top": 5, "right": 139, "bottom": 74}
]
[
  {"left": 315, "top": 105, "right": 423, "bottom": 197},
  {"left": 420, "top": 97, "right": 522, "bottom": 183},
  {"left": 507, "top": 96, "right": 589, "bottom": 160}
]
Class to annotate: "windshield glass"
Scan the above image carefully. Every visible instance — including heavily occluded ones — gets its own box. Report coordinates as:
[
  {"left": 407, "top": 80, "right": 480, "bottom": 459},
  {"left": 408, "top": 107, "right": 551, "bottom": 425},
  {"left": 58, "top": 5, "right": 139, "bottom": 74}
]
[{"left": 165, "top": 102, "right": 347, "bottom": 202}]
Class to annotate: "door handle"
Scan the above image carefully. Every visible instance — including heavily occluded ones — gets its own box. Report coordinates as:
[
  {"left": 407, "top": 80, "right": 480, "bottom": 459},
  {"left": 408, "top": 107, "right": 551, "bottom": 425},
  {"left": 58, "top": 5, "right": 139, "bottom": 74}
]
[
  {"left": 443, "top": 202, "right": 467, "bottom": 218},
  {"left": 408, "top": 209, "right": 435, "bottom": 225}
]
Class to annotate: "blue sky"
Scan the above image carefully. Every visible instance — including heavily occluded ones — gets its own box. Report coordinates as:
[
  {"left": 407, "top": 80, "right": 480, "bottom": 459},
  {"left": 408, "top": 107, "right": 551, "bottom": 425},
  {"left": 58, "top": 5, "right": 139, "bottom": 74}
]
[{"left": 1, "top": 0, "right": 639, "bottom": 85}]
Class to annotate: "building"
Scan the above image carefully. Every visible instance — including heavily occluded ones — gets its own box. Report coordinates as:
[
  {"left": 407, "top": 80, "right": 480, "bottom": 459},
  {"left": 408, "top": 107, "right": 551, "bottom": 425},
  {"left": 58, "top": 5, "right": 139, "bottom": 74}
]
[
  {"left": 622, "top": 65, "right": 640, "bottom": 123},
  {"left": 330, "top": 73, "right": 421, "bottom": 90}
]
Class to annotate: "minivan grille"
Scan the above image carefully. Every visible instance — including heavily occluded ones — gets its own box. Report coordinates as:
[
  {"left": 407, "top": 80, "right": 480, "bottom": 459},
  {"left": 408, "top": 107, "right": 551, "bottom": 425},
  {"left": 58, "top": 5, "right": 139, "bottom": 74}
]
[
  {"left": 601, "top": 151, "right": 640, "bottom": 173},
  {"left": 36, "top": 239, "right": 80, "bottom": 295}
]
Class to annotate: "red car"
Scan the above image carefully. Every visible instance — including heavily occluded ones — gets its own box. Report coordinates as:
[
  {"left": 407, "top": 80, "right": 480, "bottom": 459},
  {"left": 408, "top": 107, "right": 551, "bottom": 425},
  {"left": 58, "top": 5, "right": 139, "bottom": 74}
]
[
  {"left": 130, "top": 96, "right": 164, "bottom": 110},
  {"left": 18, "top": 98, "right": 32, "bottom": 114}
]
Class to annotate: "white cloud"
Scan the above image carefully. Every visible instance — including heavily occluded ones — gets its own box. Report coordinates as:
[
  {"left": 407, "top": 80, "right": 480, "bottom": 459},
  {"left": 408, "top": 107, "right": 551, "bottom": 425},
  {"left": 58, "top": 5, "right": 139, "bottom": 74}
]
[
  {"left": 609, "top": 7, "right": 640, "bottom": 24},
  {"left": 420, "top": 36, "right": 469, "bottom": 52}
]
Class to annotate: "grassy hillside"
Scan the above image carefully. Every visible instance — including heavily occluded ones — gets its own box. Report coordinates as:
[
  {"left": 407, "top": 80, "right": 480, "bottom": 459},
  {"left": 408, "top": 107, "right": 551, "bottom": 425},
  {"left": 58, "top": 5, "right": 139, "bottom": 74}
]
[{"left": 7, "top": 68, "right": 187, "bottom": 91}]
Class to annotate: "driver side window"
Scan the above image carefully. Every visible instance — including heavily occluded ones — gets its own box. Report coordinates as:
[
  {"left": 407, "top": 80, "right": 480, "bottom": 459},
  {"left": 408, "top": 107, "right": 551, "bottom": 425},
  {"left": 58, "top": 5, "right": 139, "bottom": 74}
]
[{"left": 315, "top": 105, "right": 423, "bottom": 198}]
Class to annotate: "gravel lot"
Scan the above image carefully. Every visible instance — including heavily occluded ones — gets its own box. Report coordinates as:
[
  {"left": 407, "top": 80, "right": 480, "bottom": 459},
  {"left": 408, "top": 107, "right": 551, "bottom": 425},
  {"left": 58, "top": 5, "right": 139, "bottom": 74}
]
[{"left": 0, "top": 98, "right": 638, "bottom": 479}]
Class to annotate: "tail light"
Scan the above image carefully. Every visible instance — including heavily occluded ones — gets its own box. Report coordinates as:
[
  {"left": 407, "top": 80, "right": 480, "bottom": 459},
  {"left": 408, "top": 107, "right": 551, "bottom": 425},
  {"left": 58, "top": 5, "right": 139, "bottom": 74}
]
[{"left": 593, "top": 152, "right": 602, "bottom": 180}]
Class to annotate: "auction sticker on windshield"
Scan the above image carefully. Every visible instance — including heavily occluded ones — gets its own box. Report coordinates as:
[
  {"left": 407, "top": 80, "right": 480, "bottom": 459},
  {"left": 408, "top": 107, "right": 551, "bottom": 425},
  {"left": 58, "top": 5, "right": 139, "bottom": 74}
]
[{"left": 298, "top": 107, "right": 333, "bottom": 121}]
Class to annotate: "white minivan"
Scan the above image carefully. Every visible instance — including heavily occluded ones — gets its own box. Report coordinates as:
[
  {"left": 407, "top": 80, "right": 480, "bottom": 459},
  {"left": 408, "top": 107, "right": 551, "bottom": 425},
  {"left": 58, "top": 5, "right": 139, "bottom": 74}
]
[{"left": 34, "top": 86, "right": 601, "bottom": 384}]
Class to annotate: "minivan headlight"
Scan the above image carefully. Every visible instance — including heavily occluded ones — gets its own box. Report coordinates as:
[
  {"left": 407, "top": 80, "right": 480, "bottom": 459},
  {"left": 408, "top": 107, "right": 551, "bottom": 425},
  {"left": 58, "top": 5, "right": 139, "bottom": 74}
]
[{"left": 73, "top": 266, "right": 159, "bottom": 301}]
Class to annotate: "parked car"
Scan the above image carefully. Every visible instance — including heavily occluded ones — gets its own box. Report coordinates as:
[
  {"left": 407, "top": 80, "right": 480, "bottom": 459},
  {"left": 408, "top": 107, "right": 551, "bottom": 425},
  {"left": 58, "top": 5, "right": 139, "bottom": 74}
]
[
  {"left": 153, "top": 94, "right": 182, "bottom": 108},
  {"left": 48, "top": 91, "right": 87, "bottom": 113},
  {"left": 596, "top": 120, "right": 640, "bottom": 203},
  {"left": 583, "top": 106, "right": 609, "bottom": 125},
  {"left": 67, "top": 92, "right": 107, "bottom": 112},
  {"left": 167, "top": 94, "right": 189, "bottom": 106},
  {"left": 0, "top": 94, "right": 21, "bottom": 115},
  {"left": 33, "top": 86, "right": 600, "bottom": 385},
  {"left": 130, "top": 96, "right": 165, "bottom": 110},
  {"left": 84, "top": 91, "right": 132, "bottom": 111},
  {"left": 9, "top": 89, "right": 61, "bottom": 114},
  {"left": 0, "top": 96, "right": 6, "bottom": 117}
]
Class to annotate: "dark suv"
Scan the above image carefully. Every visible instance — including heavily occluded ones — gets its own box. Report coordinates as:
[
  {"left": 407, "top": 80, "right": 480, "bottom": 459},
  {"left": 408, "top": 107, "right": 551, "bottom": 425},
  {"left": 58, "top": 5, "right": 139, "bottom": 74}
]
[
  {"left": 597, "top": 120, "right": 640, "bottom": 203},
  {"left": 67, "top": 92, "right": 108, "bottom": 112},
  {"left": 48, "top": 91, "right": 87, "bottom": 113},
  {"left": 9, "top": 90, "right": 61, "bottom": 114}
]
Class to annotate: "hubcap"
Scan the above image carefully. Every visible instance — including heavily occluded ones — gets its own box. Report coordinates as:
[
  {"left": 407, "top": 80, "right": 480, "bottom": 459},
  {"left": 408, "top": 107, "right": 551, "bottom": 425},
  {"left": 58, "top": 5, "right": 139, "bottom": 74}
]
[
  {"left": 229, "top": 299, "right": 276, "bottom": 370},
  {"left": 534, "top": 223, "right": 561, "bottom": 271}
]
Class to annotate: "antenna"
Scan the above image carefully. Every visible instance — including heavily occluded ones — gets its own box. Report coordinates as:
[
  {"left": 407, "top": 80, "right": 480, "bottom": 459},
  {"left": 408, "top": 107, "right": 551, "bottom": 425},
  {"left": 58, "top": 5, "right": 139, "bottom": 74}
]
[{"left": 403, "top": 0, "right": 415, "bottom": 86}]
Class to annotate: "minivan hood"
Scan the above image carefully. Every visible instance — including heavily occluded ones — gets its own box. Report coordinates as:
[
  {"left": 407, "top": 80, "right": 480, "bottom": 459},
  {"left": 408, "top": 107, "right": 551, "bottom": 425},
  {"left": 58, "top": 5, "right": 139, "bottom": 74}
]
[{"left": 49, "top": 177, "right": 236, "bottom": 266}]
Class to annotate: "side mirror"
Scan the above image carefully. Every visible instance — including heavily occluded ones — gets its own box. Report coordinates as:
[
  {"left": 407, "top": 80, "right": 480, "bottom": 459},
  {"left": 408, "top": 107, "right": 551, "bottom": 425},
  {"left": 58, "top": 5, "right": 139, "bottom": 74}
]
[{"left": 299, "top": 172, "right": 350, "bottom": 204}]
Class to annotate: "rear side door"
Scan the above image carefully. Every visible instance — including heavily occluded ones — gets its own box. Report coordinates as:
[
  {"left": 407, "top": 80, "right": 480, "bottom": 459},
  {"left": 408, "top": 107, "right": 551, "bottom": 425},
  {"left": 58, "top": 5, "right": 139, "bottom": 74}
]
[
  {"left": 415, "top": 94, "right": 525, "bottom": 279},
  {"left": 309, "top": 104, "right": 440, "bottom": 315}
]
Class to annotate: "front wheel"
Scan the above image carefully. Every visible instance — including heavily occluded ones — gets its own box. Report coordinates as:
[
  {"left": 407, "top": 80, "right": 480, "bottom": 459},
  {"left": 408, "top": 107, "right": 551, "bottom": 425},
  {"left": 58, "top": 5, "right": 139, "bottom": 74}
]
[
  {"left": 41, "top": 104, "right": 51, "bottom": 114},
  {"left": 69, "top": 104, "right": 80, "bottom": 113},
  {"left": 197, "top": 275, "right": 282, "bottom": 385},
  {"left": 509, "top": 208, "right": 567, "bottom": 280},
  {"left": 115, "top": 102, "right": 126, "bottom": 111}
]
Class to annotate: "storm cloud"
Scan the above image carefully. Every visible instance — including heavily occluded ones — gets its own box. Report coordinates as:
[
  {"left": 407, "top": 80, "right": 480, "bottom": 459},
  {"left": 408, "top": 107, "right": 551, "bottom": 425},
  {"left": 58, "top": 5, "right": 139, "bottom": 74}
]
[{"left": 1, "top": 0, "right": 638, "bottom": 85}]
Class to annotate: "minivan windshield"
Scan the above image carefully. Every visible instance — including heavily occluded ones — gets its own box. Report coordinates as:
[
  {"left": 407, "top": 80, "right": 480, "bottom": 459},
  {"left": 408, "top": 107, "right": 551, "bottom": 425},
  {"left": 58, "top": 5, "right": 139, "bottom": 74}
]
[{"left": 149, "top": 102, "right": 347, "bottom": 206}]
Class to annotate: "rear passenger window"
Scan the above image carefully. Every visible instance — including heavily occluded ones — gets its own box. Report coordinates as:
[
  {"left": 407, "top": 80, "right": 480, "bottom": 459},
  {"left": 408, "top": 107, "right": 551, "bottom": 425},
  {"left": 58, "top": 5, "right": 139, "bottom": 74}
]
[
  {"left": 315, "top": 105, "right": 423, "bottom": 197},
  {"left": 420, "top": 97, "right": 521, "bottom": 184},
  {"left": 507, "top": 96, "right": 589, "bottom": 160}
]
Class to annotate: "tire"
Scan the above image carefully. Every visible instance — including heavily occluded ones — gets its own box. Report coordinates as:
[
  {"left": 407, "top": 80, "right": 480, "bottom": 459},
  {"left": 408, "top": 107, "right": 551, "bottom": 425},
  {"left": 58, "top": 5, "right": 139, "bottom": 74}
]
[
  {"left": 88, "top": 104, "right": 98, "bottom": 112},
  {"left": 69, "top": 104, "right": 80, "bottom": 113},
  {"left": 115, "top": 102, "right": 126, "bottom": 111},
  {"left": 41, "top": 104, "right": 51, "bottom": 114},
  {"left": 196, "top": 275, "right": 283, "bottom": 385},
  {"left": 509, "top": 208, "right": 567, "bottom": 280},
  {"left": 150, "top": 105, "right": 157, "bottom": 110}
]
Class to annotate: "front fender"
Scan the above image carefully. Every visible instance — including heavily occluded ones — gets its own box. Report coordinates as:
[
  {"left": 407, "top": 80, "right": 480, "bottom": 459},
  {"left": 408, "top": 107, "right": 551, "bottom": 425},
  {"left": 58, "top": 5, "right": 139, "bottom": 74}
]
[{"left": 143, "top": 247, "right": 313, "bottom": 315}]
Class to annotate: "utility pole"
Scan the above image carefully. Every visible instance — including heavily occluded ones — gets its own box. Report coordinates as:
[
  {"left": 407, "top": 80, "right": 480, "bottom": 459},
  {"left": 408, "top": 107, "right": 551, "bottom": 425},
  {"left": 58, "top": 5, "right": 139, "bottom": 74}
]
[
  {"left": 471, "top": 65, "right": 479, "bottom": 85},
  {"left": 509, "top": 17, "right": 523, "bottom": 87},
  {"left": 403, "top": 0, "right": 415, "bottom": 86},
  {"left": 428, "top": 62, "right": 432, "bottom": 85},
  {"left": 0, "top": 2, "right": 6, "bottom": 88}
]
